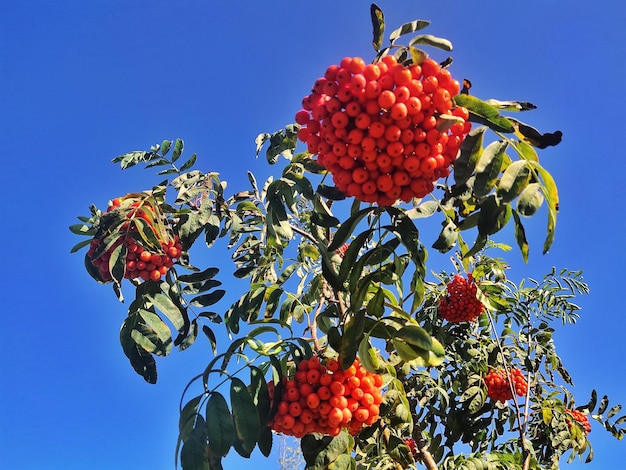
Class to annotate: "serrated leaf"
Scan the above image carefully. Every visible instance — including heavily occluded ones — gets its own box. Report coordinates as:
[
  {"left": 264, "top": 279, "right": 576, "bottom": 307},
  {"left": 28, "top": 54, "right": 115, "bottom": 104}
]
[{"left": 206, "top": 392, "right": 235, "bottom": 457}]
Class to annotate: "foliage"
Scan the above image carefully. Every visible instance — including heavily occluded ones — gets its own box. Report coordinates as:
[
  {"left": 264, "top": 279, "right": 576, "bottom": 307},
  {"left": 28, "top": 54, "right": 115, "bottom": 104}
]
[{"left": 70, "top": 4, "right": 623, "bottom": 470}]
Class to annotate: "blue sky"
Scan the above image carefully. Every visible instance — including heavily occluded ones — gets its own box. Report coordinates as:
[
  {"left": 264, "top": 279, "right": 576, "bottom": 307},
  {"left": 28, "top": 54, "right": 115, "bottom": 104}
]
[{"left": 1, "top": 1, "right": 625, "bottom": 469}]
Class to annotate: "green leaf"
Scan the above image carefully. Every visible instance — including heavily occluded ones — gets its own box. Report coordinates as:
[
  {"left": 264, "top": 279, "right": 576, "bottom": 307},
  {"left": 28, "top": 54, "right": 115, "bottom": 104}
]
[
  {"left": 202, "top": 325, "right": 218, "bottom": 354},
  {"left": 206, "top": 392, "right": 235, "bottom": 458},
  {"left": 230, "top": 378, "right": 260, "bottom": 458},
  {"left": 454, "top": 95, "right": 515, "bottom": 133},
  {"left": 497, "top": 160, "right": 532, "bottom": 203},
  {"left": 409, "top": 34, "right": 453, "bottom": 51},
  {"left": 370, "top": 3, "right": 385, "bottom": 52},
  {"left": 478, "top": 195, "right": 512, "bottom": 236},
  {"left": 328, "top": 207, "right": 377, "bottom": 252},
  {"left": 180, "top": 415, "right": 209, "bottom": 470},
  {"left": 148, "top": 292, "right": 186, "bottom": 331},
  {"left": 432, "top": 221, "right": 457, "bottom": 253},
  {"left": 406, "top": 200, "right": 438, "bottom": 219},
  {"left": 517, "top": 182, "right": 544, "bottom": 217},
  {"left": 453, "top": 126, "right": 485, "bottom": 186},
  {"left": 529, "top": 162, "right": 559, "bottom": 254},
  {"left": 70, "top": 238, "right": 93, "bottom": 253},
  {"left": 160, "top": 140, "right": 172, "bottom": 156},
  {"left": 108, "top": 243, "right": 127, "bottom": 285},
  {"left": 302, "top": 432, "right": 354, "bottom": 470},
  {"left": 190, "top": 290, "right": 226, "bottom": 307},
  {"left": 172, "top": 138, "right": 184, "bottom": 162},
  {"left": 389, "top": 19, "right": 430, "bottom": 44},
  {"left": 474, "top": 141, "right": 507, "bottom": 197},
  {"left": 180, "top": 153, "right": 197, "bottom": 172},
  {"left": 512, "top": 211, "right": 529, "bottom": 263},
  {"left": 340, "top": 311, "right": 365, "bottom": 370},
  {"left": 112, "top": 150, "right": 152, "bottom": 169},
  {"left": 358, "top": 335, "right": 380, "bottom": 373},
  {"left": 397, "top": 325, "right": 432, "bottom": 351}
]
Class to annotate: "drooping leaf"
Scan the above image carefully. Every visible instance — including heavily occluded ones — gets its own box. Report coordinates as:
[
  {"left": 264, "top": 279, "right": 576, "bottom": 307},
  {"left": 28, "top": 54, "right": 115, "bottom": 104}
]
[
  {"left": 453, "top": 126, "right": 485, "bottom": 186},
  {"left": 206, "top": 392, "right": 235, "bottom": 458},
  {"left": 512, "top": 211, "right": 530, "bottom": 263},
  {"left": 190, "top": 290, "right": 226, "bottom": 307},
  {"left": 230, "top": 378, "right": 260, "bottom": 458},
  {"left": 509, "top": 118, "right": 563, "bottom": 148},
  {"left": 328, "top": 207, "right": 378, "bottom": 252},
  {"left": 172, "top": 138, "right": 184, "bottom": 162}
]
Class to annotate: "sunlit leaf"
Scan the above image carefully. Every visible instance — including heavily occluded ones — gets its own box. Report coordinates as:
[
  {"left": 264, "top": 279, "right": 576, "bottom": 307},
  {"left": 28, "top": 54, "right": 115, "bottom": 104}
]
[
  {"left": 454, "top": 95, "right": 515, "bottom": 133},
  {"left": 408, "top": 34, "right": 453, "bottom": 51},
  {"left": 389, "top": 19, "right": 430, "bottom": 44}
]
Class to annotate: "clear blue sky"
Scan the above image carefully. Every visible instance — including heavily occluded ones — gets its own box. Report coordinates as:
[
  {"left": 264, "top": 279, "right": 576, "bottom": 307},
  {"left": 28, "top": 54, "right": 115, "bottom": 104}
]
[{"left": 1, "top": 1, "right": 625, "bottom": 469}]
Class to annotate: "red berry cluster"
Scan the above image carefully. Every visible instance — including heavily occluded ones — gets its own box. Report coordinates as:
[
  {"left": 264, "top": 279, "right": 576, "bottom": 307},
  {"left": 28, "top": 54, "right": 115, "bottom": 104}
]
[
  {"left": 565, "top": 409, "right": 591, "bottom": 435},
  {"left": 295, "top": 55, "right": 471, "bottom": 206},
  {"left": 87, "top": 197, "right": 182, "bottom": 282},
  {"left": 438, "top": 273, "right": 485, "bottom": 323},
  {"left": 484, "top": 368, "right": 528, "bottom": 402},
  {"left": 268, "top": 357, "right": 384, "bottom": 438}
]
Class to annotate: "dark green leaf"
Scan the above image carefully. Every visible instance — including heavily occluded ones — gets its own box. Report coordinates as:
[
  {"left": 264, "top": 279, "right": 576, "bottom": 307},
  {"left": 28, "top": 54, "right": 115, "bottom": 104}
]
[
  {"left": 510, "top": 118, "right": 562, "bottom": 148},
  {"left": 160, "top": 140, "right": 172, "bottom": 156},
  {"left": 340, "top": 311, "right": 365, "bottom": 370},
  {"left": 302, "top": 432, "right": 353, "bottom": 470},
  {"left": 180, "top": 153, "right": 197, "bottom": 172},
  {"left": 370, "top": 3, "right": 385, "bottom": 51},
  {"left": 453, "top": 126, "right": 485, "bottom": 186},
  {"left": 180, "top": 415, "right": 209, "bottom": 470},
  {"left": 328, "top": 207, "right": 377, "bottom": 252},
  {"left": 70, "top": 238, "right": 93, "bottom": 253},
  {"left": 512, "top": 211, "right": 529, "bottom": 263},
  {"left": 202, "top": 325, "right": 218, "bottom": 354},
  {"left": 474, "top": 141, "right": 507, "bottom": 197},
  {"left": 190, "top": 290, "right": 226, "bottom": 307},
  {"left": 172, "top": 138, "right": 184, "bottom": 162},
  {"left": 178, "top": 267, "right": 220, "bottom": 284},
  {"left": 317, "top": 184, "right": 346, "bottom": 201},
  {"left": 230, "top": 378, "right": 260, "bottom": 458},
  {"left": 206, "top": 392, "right": 235, "bottom": 457},
  {"left": 478, "top": 195, "right": 511, "bottom": 236}
]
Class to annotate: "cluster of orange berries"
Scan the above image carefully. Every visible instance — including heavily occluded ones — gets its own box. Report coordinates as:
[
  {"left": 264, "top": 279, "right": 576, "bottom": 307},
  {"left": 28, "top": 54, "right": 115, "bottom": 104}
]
[
  {"left": 87, "top": 198, "right": 182, "bottom": 282},
  {"left": 438, "top": 273, "right": 485, "bottom": 323},
  {"left": 565, "top": 409, "right": 591, "bottom": 435},
  {"left": 268, "top": 357, "right": 384, "bottom": 438},
  {"left": 295, "top": 55, "right": 471, "bottom": 206},
  {"left": 484, "top": 368, "right": 528, "bottom": 402}
]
